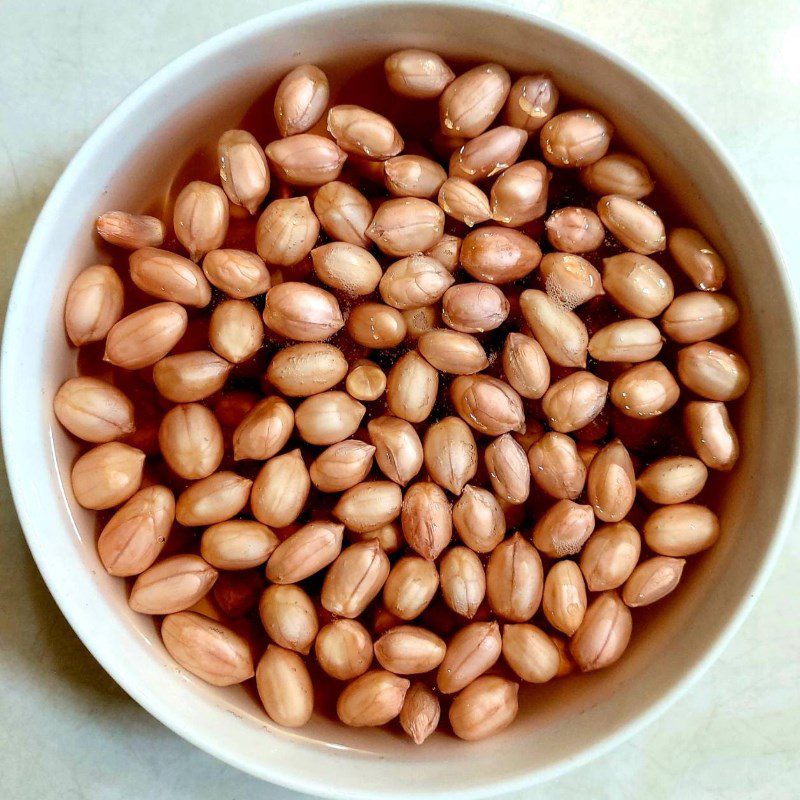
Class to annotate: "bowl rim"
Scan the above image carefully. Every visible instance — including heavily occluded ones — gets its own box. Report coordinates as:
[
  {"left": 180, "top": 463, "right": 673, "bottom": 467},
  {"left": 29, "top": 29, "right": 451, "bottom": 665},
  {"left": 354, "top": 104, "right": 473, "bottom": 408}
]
[{"left": 3, "top": 0, "right": 800, "bottom": 797}]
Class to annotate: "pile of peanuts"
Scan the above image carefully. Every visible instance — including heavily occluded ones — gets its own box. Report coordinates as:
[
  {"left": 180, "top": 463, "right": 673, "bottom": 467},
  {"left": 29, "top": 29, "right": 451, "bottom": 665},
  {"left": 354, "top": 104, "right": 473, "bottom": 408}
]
[{"left": 53, "top": 50, "right": 748, "bottom": 743}]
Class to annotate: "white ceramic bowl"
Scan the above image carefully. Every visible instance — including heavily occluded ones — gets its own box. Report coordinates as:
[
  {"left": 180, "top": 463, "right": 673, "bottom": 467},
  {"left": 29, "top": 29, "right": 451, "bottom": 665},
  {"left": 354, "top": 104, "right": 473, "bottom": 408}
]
[{"left": 3, "top": 1, "right": 799, "bottom": 797}]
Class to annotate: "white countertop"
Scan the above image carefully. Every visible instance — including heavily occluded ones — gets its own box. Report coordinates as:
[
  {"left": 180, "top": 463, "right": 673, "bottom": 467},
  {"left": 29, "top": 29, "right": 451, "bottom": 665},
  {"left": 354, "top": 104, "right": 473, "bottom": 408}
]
[{"left": 1, "top": 0, "right": 798, "bottom": 798}]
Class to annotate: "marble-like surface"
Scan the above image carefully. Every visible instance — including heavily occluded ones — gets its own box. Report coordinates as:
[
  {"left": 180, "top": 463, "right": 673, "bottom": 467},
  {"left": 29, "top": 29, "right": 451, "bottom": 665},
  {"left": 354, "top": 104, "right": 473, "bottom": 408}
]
[{"left": 1, "top": 1, "right": 798, "bottom": 798}]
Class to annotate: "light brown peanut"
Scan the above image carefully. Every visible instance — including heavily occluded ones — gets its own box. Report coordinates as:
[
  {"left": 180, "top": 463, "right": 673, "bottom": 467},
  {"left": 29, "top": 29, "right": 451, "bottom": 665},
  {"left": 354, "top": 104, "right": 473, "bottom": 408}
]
[
  {"left": 209, "top": 299, "right": 264, "bottom": 363},
  {"left": 322, "top": 540, "right": 391, "bottom": 618},
  {"left": 644, "top": 503, "right": 720, "bottom": 556},
  {"left": 449, "top": 126, "right": 527, "bottom": 182},
  {"left": 611, "top": 361, "right": 680, "bottom": 418},
  {"left": 64, "top": 265, "right": 124, "bottom": 346},
  {"left": 129, "top": 247, "right": 213, "bottom": 307},
  {"left": 266, "top": 342, "right": 348, "bottom": 397},
  {"left": 569, "top": 591, "right": 632, "bottom": 672},
  {"left": 486, "top": 533, "right": 543, "bottom": 622},
  {"left": 540, "top": 109, "right": 612, "bottom": 168},
  {"left": 294, "top": 390, "right": 365, "bottom": 445},
  {"left": 232, "top": 396, "right": 294, "bottom": 461},
  {"left": 450, "top": 375, "right": 525, "bottom": 436},
  {"left": 623, "top": 556, "right": 685, "bottom": 607},
  {"left": 442, "top": 282, "right": 509, "bottom": 333},
  {"left": 337, "top": 670, "right": 410, "bottom": 727},
  {"left": 676, "top": 342, "right": 750, "bottom": 401},
  {"left": 505, "top": 73, "right": 558, "bottom": 131},
  {"left": 263, "top": 282, "right": 344, "bottom": 341},
  {"left": 256, "top": 196, "right": 320, "bottom": 267},
  {"left": 333, "top": 481, "right": 403, "bottom": 533},
  {"left": 384, "top": 154, "right": 447, "bottom": 198},
  {"left": 256, "top": 645, "right": 314, "bottom": 728},
  {"left": 579, "top": 521, "right": 641, "bottom": 591},
  {"left": 532, "top": 499, "right": 596, "bottom": 558},
  {"left": 452, "top": 485, "right": 506, "bottom": 553},
  {"left": 542, "top": 560, "right": 587, "bottom": 635},
  {"left": 385, "top": 49, "right": 455, "bottom": 98},
  {"left": 173, "top": 180, "right": 229, "bottom": 261},
  {"left": 440, "top": 546, "right": 486, "bottom": 619},
  {"left": 217, "top": 129, "right": 270, "bottom": 214},
  {"left": 158, "top": 403, "right": 223, "bottom": 480},
  {"left": 176, "top": 471, "right": 252, "bottom": 527},
  {"left": 386, "top": 351, "right": 439, "bottom": 423},
  {"left": 54, "top": 377, "right": 134, "bottom": 443},
  {"left": 528, "top": 432, "right": 586, "bottom": 500},
  {"left": 541, "top": 371, "right": 608, "bottom": 433},
  {"left": 265, "top": 134, "right": 346, "bottom": 186},
  {"left": 502, "top": 332, "right": 550, "bottom": 399},
  {"left": 449, "top": 676, "right": 519, "bottom": 741},
  {"left": 202, "top": 249, "right": 271, "bottom": 298},
  {"left": 438, "top": 177, "right": 492, "bottom": 226},
  {"left": 425, "top": 233, "right": 462, "bottom": 273},
  {"left": 401, "top": 482, "right": 452, "bottom": 560},
  {"left": 266, "top": 520, "right": 344, "bottom": 583},
  {"left": 588, "top": 319, "right": 663, "bottom": 363},
  {"left": 259, "top": 583, "right": 318, "bottom": 654},
  {"left": 540, "top": 252, "right": 604, "bottom": 309},
  {"left": 662, "top": 292, "right": 739, "bottom": 344},
  {"left": 461, "top": 226, "right": 541, "bottom": 284},
  {"left": 129, "top": 554, "right": 217, "bottom": 615},
  {"left": 383, "top": 556, "right": 440, "bottom": 620},
  {"left": 327, "top": 104, "right": 403, "bottom": 160},
  {"left": 502, "top": 623, "right": 561, "bottom": 683},
  {"left": 310, "top": 439, "right": 376, "bottom": 492},
  {"left": 200, "top": 519, "right": 278, "bottom": 570},
  {"left": 368, "top": 416, "right": 423, "bottom": 486},
  {"left": 346, "top": 360, "right": 386, "bottom": 401},
  {"left": 251, "top": 449, "right": 310, "bottom": 527},
  {"left": 580, "top": 153, "right": 654, "bottom": 199},
  {"left": 367, "top": 198, "right": 445, "bottom": 257},
  {"left": 490, "top": 160, "right": 549, "bottom": 226},
  {"left": 315, "top": 619, "right": 373, "bottom": 680},
  {"left": 400, "top": 683, "right": 441, "bottom": 745},
  {"left": 346, "top": 301, "right": 407, "bottom": 348},
  {"left": 436, "top": 621, "right": 502, "bottom": 694},
  {"left": 152, "top": 350, "right": 232, "bottom": 403},
  {"left": 586, "top": 438, "right": 635, "bottom": 523},
  {"left": 519, "top": 289, "right": 588, "bottom": 367},
  {"left": 423, "top": 416, "right": 478, "bottom": 495},
  {"left": 379, "top": 254, "right": 454, "bottom": 310},
  {"left": 668, "top": 227, "right": 726, "bottom": 291},
  {"left": 602, "top": 252, "right": 674, "bottom": 317},
  {"left": 485, "top": 433, "right": 530, "bottom": 504},
  {"left": 637, "top": 456, "right": 708, "bottom": 505},
  {"left": 71, "top": 442, "right": 145, "bottom": 510},
  {"left": 104, "top": 303, "right": 188, "bottom": 369},
  {"left": 545, "top": 206, "right": 605, "bottom": 253},
  {"left": 96, "top": 211, "right": 165, "bottom": 250},
  {"left": 274, "top": 64, "right": 329, "bottom": 137},
  {"left": 597, "top": 195, "right": 666, "bottom": 255},
  {"left": 439, "top": 63, "right": 510, "bottom": 137},
  {"left": 374, "top": 626, "right": 446, "bottom": 675},
  {"left": 311, "top": 242, "right": 382, "bottom": 296},
  {"left": 313, "top": 181, "right": 373, "bottom": 247}
]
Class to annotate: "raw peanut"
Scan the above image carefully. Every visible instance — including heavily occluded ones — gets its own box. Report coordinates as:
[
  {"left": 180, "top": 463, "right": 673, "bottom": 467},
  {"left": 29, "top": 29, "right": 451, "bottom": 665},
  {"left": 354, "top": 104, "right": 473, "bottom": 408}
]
[
  {"left": 442, "top": 282, "right": 509, "bottom": 333},
  {"left": 173, "top": 180, "right": 229, "bottom": 261},
  {"left": 379, "top": 254, "right": 454, "bottom": 310},
  {"left": 439, "top": 63, "right": 511, "bottom": 138},
  {"left": 200, "top": 520, "right": 278, "bottom": 570},
  {"left": 436, "top": 621, "right": 502, "bottom": 694},
  {"left": 322, "top": 540, "right": 391, "bottom": 618},
  {"left": 579, "top": 521, "right": 641, "bottom": 591},
  {"left": 232, "top": 396, "right": 294, "bottom": 461},
  {"left": 662, "top": 292, "right": 739, "bottom": 344},
  {"left": 505, "top": 74, "right": 558, "bottom": 131},
  {"left": 256, "top": 645, "right": 314, "bottom": 728},
  {"left": 440, "top": 547, "right": 486, "bottom": 619},
  {"left": 540, "top": 252, "right": 604, "bottom": 308},
  {"left": 425, "top": 233, "right": 461, "bottom": 272},
  {"left": 528, "top": 432, "right": 586, "bottom": 500},
  {"left": 637, "top": 456, "right": 708, "bottom": 505},
  {"left": 438, "top": 178, "right": 492, "bottom": 226},
  {"left": 502, "top": 332, "right": 550, "bottom": 400},
  {"left": 461, "top": 226, "right": 541, "bottom": 284},
  {"left": 383, "top": 556, "right": 439, "bottom": 620},
  {"left": 334, "top": 481, "right": 403, "bottom": 533},
  {"left": 384, "top": 154, "right": 447, "bottom": 198},
  {"left": 676, "top": 342, "right": 750, "bottom": 401},
  {"left": 310, "top": 439, "right": 376, "bottom": 492},
  {"left": 265, "top": 134, "right": 346, "bottom": 186},
  {"left": 202, "top": 249, "right": 271, "bottom": 299},
  {"left": 367, "top": 197, "right": 445, "bottom": 257},
  {"left": 217, "top": 129, "right": 270, "bottom": 214},
  {"left": 386, "top": 351, "right": 439, "bottom": 423},
  {"left": 668, "top": 227, "right": 726, "bottom": 291},
  {"left": 104, "top": 303, "right": 187, "bottom": 369},
  {"left": 602, "top": 252, "right": 674, "bottom": 317},
  {"left": 644, "top": 503, "right": 720, "bottom": 556},
  {"left": 368, "top": 416, "right": 423, "bottom": 486},
  {"left": 374, "top": 626, "right": 446, "bottom": 674},
  {"left": 580, "top": 153, "right": 654, "bottom": 199},
  {"left": 96, "top": 211, "right": 165, "bottom": 250},
  {"left": 64, "top": 265, "right": 124, "bottom": 346},
  {"left": 449, "top": 675, "right": 518, "bottom": 741},
  {"left": 71, "top": 442, "right": 145, "bottom": 510},
  {"left": 611, "top": 361, "right": 680, "bottom": 418},
  {"left": 519, "top": 289, "right": 588, "bottom": 367},
  {"left": 545, "top": 206, "right": 605, "bottom": 253},
  {"left": 485, "top": 434, "right": 530, "bottom": 504},
  {"left": 542, "top": 560, "right": 587, "bottom": 635},
  {"left": 385, "top": 49, "right": 455, "bottom": 98},
  {"left": 153, "top": 350, "right": 232, "bottom": 403},
  {"left": 54, "top": 377, "right": 134, "bottom": 443},
  {"left": 490, "top": 160, "right": 549, "bottom": 227},
  {"left": 251, "top": 449, "right": 310, "bottom": 527},
  {"left": 337, "top": 670, "right": 410, "bottom": 727},
  {"left": 176, "top": 471, "right": 252, "bottom": 526},
  {"left": 346, "top": 301, "right": 407, "bottom": 348},
  {"left": 541, "top": 371, "right": 608, "bottom": 433},
  {"left": 161, "top": 611, "right": 254, "bottom": 686},
  {"left": 419, "top": 329, "right": 488, "bottom": 375},
  {"left": 623, "top": 556, "right": 685, "bottom": 607},
  {"left": 311, "top": 242, "right": 382, "bottom": 296},
  {"left": 400, "top": 683, "right": 440, "bottom": 744},
  {"left": 423, "top": 417, "right": 478, "bottom": 495},
  {"left": 158, "top": 403, "right": 223, "bottom": 480},
  {"left": 486, "top": 533, "right": 543, "bottom": 621},
  {"left": 266, "top": 520, "right": 344, "bottom": 583},
  {"left": 450, "top": 126, "right": 527, "bottom": 182},
  {"left": 404, "top": 305, "right": 439, "bottom": 340},
  {"left": 402, "top": 482, "right": 452, "bottom": 560},
  {"left": 263, "top": 282, "right": 343, "bottom": 341},
  {"left": 450, "top": 375, "right": 525, "bottom": 436},
  {"left": 313, "top": 181, "right": 373, "bottom": 247},
  {"left": 532, "top": 499, "right": 595, "bottom": 558},
  {"left": 129, "top": 554, "right": 217, "bottom": 615},
  {"left": 346, "top": 360, "right": 386, "bottom": 401},
  {"left": 256, "top": 196, "right": 320, "bottom": 267},
  {"left": 586, "top": 439, "right": 635, "bottom": 522},
  {"left": 597, "top": 195, "right": 666, "bottom": 255},
  {"left": 569, "top": 591, "right": 632, "bottom": 672},
  {"left": 315, "top": 619, "right": 373, "bottom": 680},
  {"left": 327, "top": 104, "right": 403, "bottom": 160},
  {"left": 274, "top": 64, "right": 329, "bottom": 137},
  {"left": 266, "top": 342, "right": 348, "bottom": 397},
  {"left": 452, "top": 485, "right": 506, "bottom": 553},
  {"left": 259, "top": 583, "right": 318, "bottom": 654},
  {"left": 97, "top": 485, "right": 174, "bottom": 576},
  {"left": 540, "top": 110, "right": 613, "bottom": 167},
  {"left": 502, "top": 623, "right": 560, "bottom": 683},
  {"left": 208, "top": 299, "right": 264, "bottom": 364},
  {"left": 294, "top": 390, "right": 365, "bottom": 445},
  {"left": 353, "top": 521, "right": 403, "bottom": 554},
  {"left": 588, "top": 319, "right": 663, "bottom": 363}
]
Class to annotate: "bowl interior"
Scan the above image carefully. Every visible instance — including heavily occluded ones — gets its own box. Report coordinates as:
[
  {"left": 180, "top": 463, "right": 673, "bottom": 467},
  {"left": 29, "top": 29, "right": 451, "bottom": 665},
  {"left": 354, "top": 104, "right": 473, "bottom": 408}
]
[{"left": 4, "top": 2, "right": 798, "bottom": 797}]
